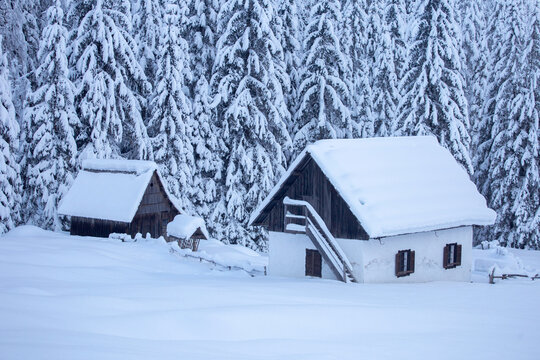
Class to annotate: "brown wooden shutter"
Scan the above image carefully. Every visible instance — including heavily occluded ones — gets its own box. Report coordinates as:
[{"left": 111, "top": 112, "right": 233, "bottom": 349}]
[
  {"left": 409, "top": 250, "right": 415, "bottom": 273},
  {"left": 443, "top": 244, "right": 449, "bottom": 269},
  {"left": 456, "top": 244, "right": 462, "bottom": 266},
  {"left": 395, "top": 252, "right": 401, "bottom": 276}
]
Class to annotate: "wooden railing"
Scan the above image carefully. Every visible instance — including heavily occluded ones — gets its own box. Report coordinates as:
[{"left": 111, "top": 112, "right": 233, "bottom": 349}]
[{"left": 283, "top": 197, "right": 357, "bottom": 283}]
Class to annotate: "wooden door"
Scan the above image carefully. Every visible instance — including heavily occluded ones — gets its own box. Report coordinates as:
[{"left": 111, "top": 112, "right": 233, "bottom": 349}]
[{"left": 305, "top": 249, "right": 322, "bottom": 277}]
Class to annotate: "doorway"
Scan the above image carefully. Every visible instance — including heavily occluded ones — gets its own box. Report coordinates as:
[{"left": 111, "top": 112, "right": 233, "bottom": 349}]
[{"left": 305, "top": 249, "right": 322, "bottom": 277}]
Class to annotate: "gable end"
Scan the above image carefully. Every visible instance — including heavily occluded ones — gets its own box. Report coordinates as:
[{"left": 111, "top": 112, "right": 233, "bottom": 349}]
[{"left": 253, "top": 154, "right": 369, "bottom": 240}]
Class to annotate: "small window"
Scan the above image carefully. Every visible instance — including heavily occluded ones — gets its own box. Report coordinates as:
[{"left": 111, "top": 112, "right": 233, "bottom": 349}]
[
  {"left": 443, "top": 243, "right": 462, "bottom": 269},
  {"left": 395, "top": 249, "right": 415, "bottom": 277}
]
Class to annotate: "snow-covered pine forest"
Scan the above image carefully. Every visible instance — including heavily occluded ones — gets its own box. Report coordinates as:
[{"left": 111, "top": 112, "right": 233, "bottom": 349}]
[{"left": 0, "top": 0, "right": 538, "bottom": 250}]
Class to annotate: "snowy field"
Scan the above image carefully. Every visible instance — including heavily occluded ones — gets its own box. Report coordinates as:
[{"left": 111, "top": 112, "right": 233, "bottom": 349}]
[{"left": 1, "top": 227, "right": 539, "bottom": 360}]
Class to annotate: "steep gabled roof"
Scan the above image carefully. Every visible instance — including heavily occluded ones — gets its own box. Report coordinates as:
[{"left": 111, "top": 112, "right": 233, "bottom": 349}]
[
  {"left": 58, "top": 159, "right": 181, "bottom": 223},
  {"left": 250, "top": 136, "right": 496, "bottom": 238}
]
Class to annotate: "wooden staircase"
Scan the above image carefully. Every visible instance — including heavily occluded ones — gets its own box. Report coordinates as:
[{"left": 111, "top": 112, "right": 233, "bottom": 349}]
[{"left": 283, "top": 197, "right": 357, "bottom": 283}]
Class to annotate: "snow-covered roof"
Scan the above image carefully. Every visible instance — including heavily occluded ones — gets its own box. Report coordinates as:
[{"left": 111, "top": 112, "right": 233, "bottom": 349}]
[
  {"left": 167, "top": 214, "right": 209, "bottom": 240},
  {"left": 58, "top": 159, "right": 179, "bottom": 223},
  {"left": 250, "top": 136, "right": 496, "bottom": 238}
]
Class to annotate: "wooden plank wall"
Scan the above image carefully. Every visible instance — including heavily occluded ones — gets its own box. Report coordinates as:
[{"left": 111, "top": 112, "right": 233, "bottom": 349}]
[
  {"left": 70, "top": 217, "right": 129, "bottom": 238},
  {"left": 130, "top": 172, "right": 179, "bottom": 239},
  {"left": 265, "top": 156, "right": 369, "bottom": 240}
]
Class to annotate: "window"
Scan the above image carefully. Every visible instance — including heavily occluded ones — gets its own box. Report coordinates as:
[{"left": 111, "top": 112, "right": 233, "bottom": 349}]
[
  {"left": 443, "top": 243, "right": 462, "bottom": 269},
  {"left": 395, "top": 249, "right": 415, "bottom": 277}
]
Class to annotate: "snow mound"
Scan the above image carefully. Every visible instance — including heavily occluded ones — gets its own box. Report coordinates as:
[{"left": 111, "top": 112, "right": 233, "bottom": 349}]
[
  {"left": 1, "top": 225, "right": 58, "bottom": 239},
  {"left": 175, "top": 239, "right": 267, "bottom": 273},
  {"left": 473, "top": 246, "right": 538, "bottom": 277}
]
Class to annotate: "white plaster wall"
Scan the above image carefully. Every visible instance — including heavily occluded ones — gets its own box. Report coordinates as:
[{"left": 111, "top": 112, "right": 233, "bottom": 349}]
[
  {"left": 336, "top": 226, "right": 473, "bottom": 283},
  {"left": 268, "top": 231, "right": 338, "bottom": 280}
]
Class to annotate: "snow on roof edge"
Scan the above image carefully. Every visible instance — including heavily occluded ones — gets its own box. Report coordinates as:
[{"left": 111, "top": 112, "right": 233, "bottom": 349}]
[{"left": 82, "top": 159, "right": 157, "bottom": 175}]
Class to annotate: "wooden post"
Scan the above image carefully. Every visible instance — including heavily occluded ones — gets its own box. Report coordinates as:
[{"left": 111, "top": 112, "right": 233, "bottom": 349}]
[
  {"left": 489, "top": 268, "right": 495, "bottom": 284},
  {"left": 283, "top": 203, "right": 288, "bottom": 232}
]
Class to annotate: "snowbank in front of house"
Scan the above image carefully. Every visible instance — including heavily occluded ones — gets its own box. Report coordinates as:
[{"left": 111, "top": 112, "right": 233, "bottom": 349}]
[
  {"left": 473, "top": 245, "right": 539, "bottom": 282},
  {"left": 1, "top": 226, "right": 539, "bottom": 360},
  {"left": 173, "top": 239, "right": 267, "bottom": 273}
]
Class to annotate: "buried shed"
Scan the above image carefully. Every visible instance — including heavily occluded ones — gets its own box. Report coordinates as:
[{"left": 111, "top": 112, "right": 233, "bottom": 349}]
[{"left": 167, "top": 214, "right": 209, "bottom": 251}]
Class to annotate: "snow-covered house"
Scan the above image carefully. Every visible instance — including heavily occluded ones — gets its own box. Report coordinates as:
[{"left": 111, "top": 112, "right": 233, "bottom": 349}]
[
  {"left": 250, "top": 137, "right": 496, "bottom": 283},
  {"left": 58, "top": 159, "right": 182, "bottom": 240}
]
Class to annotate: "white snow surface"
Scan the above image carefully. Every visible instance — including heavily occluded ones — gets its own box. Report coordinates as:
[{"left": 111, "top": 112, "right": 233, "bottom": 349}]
[
  {"left": 251, "top": 136, "right": 496, "bottom": 237},
  {"left": 58, "top": 164, "right": 155, "bottom": 223},
  {"left": 167, "top": 214, "right": 209, "bottom": 239},
  {"left": 1, "top": 226, "right": 539, "bottom": 360}
]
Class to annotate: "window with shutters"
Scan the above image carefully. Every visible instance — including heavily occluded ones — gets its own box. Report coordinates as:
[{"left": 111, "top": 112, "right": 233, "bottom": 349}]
[
  {"left": 395, "top": 249, "right": 415, "bottom": 277},
  {"left": 443, "top": 243, "right": 462, "bottom": 269}
]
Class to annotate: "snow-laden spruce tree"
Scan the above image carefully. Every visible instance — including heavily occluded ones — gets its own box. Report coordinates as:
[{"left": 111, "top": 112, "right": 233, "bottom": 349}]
[
  {"left": 472, "top": 0, "right": 505, "bottom": 201},
  {"left": 373, "top": 0, "right": 408, "bottom": 137},
  {"left": 191, "top": 76, "right": 224, "bottom": 221},
  {"left": 211, "top": 0, "right": 292, "bottom": 248},
  {"left": 460, "top": 0, "right": 489, "bottom": 159},
  {"left": 187, "top": 0, "right": 223, "bottom": 221},
  {"left": 148, "top": 0, "right": 195, "bottom": 211},
  {"left": 395, "top": 0, "right": 472, "bottom": 173},
  {"left": 481, "top": 0, "right": 539, "bottom": 248},
  {"left": 340, "top": 0, "right": 371, "bottom": 138},
  {"left": 369, "top": 0, "right": 404, "bottom": 137},
  {"left": 133, "top": 0, "right": 163, "bottom": 86},
  {"left": 70, "top": 0, "right": 151, "bottom": 160},
  {"left": 188, "top": 0, "right": 219, "bottom": 83},
  {"left": 24, "top": 1, "right": 79, "bottom": 231},
  {"left": 275, "top": 0, "right": 301, "bottom": 135},
  {"left": 294, "top": 0, "right": 353, "bottom": 152},
  {"left": 0, "top": 37, "right": 22, "bottom": 234},
  {"left": 385, "top": 0, "right": 408, "bottom": 81},
  {"left": 0, "top": 0, "right": 44, "bottom": 130}
]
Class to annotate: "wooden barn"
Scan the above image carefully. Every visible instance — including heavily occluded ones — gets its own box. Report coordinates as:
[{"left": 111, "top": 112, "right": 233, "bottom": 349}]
[
  {"left": 250, "top": 136, "right": 497, "bottom": 283},
  {"left": 59, "top": 159, "right": 188, "bottom": 241}
]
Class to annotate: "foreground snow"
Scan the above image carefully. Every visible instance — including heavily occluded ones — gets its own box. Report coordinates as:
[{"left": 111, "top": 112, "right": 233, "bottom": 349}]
[{"left": 0, "top": 227, "right": 539, "bottom": 360}]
